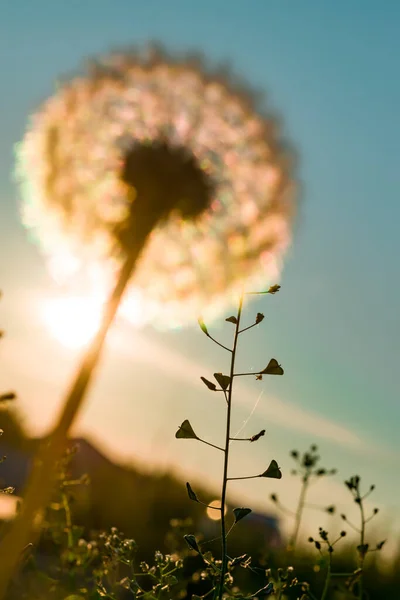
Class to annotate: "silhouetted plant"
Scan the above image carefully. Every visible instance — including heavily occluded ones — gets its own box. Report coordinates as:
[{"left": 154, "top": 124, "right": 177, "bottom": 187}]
[
  {"left": 176, "top": 284, "right": 284, "bottom": 600},
  {"left": 308, "top": 527, "right": 347, "bottom": 600},
  {"left": 270, "top": 445, "right": 337, "bottom": 551},
  {"left": 1, "top": 44, "right": 296, "bottom": 596},
  {"left": 340, "top": 476, "right": 385, "bottom": 599}
]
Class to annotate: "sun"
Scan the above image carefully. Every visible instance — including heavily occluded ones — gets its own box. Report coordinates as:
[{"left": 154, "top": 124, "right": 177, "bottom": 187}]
[{"left": 41, "top": 296, "right": 103, "bottom": 349}]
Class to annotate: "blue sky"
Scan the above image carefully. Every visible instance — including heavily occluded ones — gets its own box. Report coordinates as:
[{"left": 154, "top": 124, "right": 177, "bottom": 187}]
[{"left": 0, "top": 0, "right": 399, "bottom": 541}]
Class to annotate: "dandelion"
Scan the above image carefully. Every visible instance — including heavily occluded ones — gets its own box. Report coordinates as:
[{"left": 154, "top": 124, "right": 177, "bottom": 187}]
[
  {"left": 16, "top": 46, "right": 295, "bottom": 327},
  {"left": 0, "top": 47, "right": 296, "bottom": 597}
]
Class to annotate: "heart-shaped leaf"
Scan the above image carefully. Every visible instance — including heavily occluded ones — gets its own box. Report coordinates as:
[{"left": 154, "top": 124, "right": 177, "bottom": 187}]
[
  {"left": 200, "top": 376, "right": 217, "bottom": 391},
  {"left": 260, "top": 460, "right": 282, "bottom": 479},
  {"left": 184, "top": 534, "right": 201, "bottom": 553},
  {"left": 176, "top": 420, "right": 198, "bottom": 440},
  {"left": 260, "top": 359, "right": 284, "bottom": 375},
  {"left": 233, "top": 507, "right": 252, "bottom": 524},
  {"left": 250, "top": 429, "right": 266, "bottom": 442},
  {"left": 255, "top": 313, "right": 264, "bottom": 324},
  {"left": 225, "top": 316, "right": 237, "bottom": 324},
  {"left": 186, "top": 482, "right": 199, "bottom": 503},
  {"left": 198, "top": 318, "right": 208, "bottom": 335},
  {"left": 214, "top": 373, "right": 231, "bottom": 390}
]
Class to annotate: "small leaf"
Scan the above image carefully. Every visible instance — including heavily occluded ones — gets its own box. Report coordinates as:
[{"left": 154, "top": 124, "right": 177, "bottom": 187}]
[
  {"left": 198, "top": 318, "right": 208, "bottom": 335},
  {"left": 186, "top": 482, "right": 199, "bottom": 503},
  {"left": 255, "top": 313, "right": 264, "bottom": 324},
  {"left": 214, "top": 373, "right": 231, "bottom": 390},
  {"left": 268, "top": 284, "right": 281, "bottom": 294},
  {"left": 175, "top": 420, "right": 198, "bottom": 440},
  {"left": 226, "top": 316, "right": 237, "bottom": 324},
  {"left": 184, "top": 534, "right": 201, "bottom": 553},
  {"left": 200, "top": 376, "right": 217, "bottom": 391},
  {"left": 250, "top": 429, "right": 266, "bottom": 442},
  {"left": 260, "top": 359, "right": 284, "bottom": 375},
  {"left": 376, "top": 540, "right": 386, "bottom": 550},
  {"left": 0, "top": 392, "right": 16, "bottom": 402},
  {"left": 260, "top": 459, "right": 282, "bottom": 479},
  {"left": 233, "top": 507, "right": 252, "bottom": 524}
]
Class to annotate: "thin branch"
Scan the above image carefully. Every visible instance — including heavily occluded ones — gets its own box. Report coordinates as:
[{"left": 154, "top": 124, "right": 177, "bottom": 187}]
[
  {"left": 199, "top": 501, "right": 222, "bottom": 510},
  {"left": 274, "top": 502, "right": 296, "bottom": 518},
  {"left": 343, "top": 518, "right": 361, "bottom": 534},
  {"left": 206, "top": 333, "right": 232, "bottom": 353},
  {"left": 238, "top": 323, "right": 258, "bottom": 334},
  {"left": 233, "top": 371, "right": 262, "bottom": 377},
  {"left": 198, "top": 438, "right": 225, "bottom": 452},
  {"left": 227, "top": 474, "right": 260, "bottom": 481}
]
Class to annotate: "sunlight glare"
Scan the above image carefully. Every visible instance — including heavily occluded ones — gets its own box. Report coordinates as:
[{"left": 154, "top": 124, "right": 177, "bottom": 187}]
[{"left": 41, "top": 296, "right": 103, "bottom": 349}]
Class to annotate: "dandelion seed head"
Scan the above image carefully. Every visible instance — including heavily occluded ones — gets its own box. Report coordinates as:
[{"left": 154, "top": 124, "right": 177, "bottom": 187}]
[{"left": 16, "top": 47, "right": 296, "bottom": 328}]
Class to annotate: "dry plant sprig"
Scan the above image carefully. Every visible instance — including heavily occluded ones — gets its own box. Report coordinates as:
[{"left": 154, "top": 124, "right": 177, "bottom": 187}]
[
  {"left": 308, "top": 527, "right": 347, "bottom": 600},
  {"left": 341, "top": 475, "right": 385, "bottom": 599},
  {"left": 0, "top": 46, "right": 296, "bottom": 597},
  {"left": 270, "top": 444, "right": 337, "bottom": 551},
  {"left": 176, "top": 285, "right": 284, "bottom": 600}
]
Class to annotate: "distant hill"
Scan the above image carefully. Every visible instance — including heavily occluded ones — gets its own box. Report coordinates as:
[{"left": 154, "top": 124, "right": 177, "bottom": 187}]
[{"left": 0, "top": 409, "right": 282, "bottom": 559}]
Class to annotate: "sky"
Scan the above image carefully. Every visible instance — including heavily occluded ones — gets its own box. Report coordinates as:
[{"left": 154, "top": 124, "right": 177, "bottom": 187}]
[{"left": 0, "top": 0, "right": 399, "bottom": 545}]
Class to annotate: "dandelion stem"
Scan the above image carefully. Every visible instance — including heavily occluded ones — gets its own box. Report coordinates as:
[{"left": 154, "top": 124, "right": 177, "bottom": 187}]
[
  {"left": 0, "top": 204, "right": 159, "bottom": 598},
  {"left": 216, "top": 292, "right": 243, "bottom": 600}
]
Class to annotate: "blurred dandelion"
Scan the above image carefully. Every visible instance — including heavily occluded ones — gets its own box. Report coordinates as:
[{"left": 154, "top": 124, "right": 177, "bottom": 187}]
[
  {"left": 16, "top": 46, "right": 295, "bottom": 327},
  {"left": 0, "top": 47, "right": 296, "bottom": 596}
]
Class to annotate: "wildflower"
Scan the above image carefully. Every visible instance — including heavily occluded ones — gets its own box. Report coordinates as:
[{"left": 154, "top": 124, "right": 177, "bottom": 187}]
[{"left": 16, "top": 46, "right": 296, "bottom": 327}]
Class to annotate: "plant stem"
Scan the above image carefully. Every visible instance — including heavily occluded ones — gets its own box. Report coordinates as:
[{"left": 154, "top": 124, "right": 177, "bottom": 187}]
[
  {"left": 0, "top": 209, "right": 158, "bottom": 599},
  {"left": 289, "top": 476, "right": 309, "bottom": 551},
  {"left": 198, "top": 438, "right": 225, "bottom": 452},
  {"left": 320, "top": 553, "right": 332, "bottom": 600},
  {"left": 358, "top": 495, "right": 366, "bottom": 600},
  {"left": 61, "top": 492, "right": 74, "bottom": 553},
  {"left": 206, "top": 333, "right": 232, "bottom": 353},
  {"left": 217, "top": 292, "right": 243, "bottom": 600}
]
